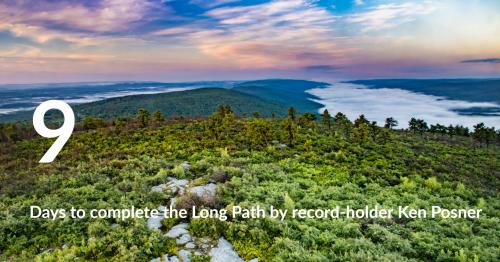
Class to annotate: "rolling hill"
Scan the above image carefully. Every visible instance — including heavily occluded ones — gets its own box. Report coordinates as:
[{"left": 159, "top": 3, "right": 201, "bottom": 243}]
[
  {"left": 74, "top": 88, "right": 288, "bottom": 120},
  {"left": 0, "top": 79, "right": 328, "bottom": 123}
]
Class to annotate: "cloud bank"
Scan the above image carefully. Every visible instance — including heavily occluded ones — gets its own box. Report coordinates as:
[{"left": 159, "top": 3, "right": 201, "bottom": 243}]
[{"left": 307, "top": 82, "right": 500, "bottom": 129}]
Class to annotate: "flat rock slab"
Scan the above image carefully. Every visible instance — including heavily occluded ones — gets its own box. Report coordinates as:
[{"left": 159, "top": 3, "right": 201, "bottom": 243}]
[
  {"left": 150, "top": 255, "right": 179, "bottom": 262},
  {"left": 147, "top": 212, "right": 164, "bottom": 230},
  {"left": 165, "top": 223, "right": 189, "bottom": 238},
  {"left": 188, "top": 183, "right": 217, "bottom": 199},
  {"left": 167, "top": 177, "right": 190, "bottom": 195},
  {"left": 209, "top": 237, "right": 244, "bottom": 262},
  {"left": 179, "top": 250, "right": 191, "bottom": 262},
  {"left": 176, "top": 234, "right": 192, "bottom": 245},
  {"left": 151, "top": 184, "right": 168, "bottom": 193}
]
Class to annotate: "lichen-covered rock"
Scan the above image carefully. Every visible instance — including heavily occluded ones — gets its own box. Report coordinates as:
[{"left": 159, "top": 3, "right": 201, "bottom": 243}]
[
  {"left": 179, "top": 250, "right": 191, "bottom": 262},
  {"left": 147, "top": 212, "right": 164, "bottom": 230},
  {"left": 170, "top": 197, "right": 177, "bottom": 207},
  {"left": 209, "top": 237, "right": 244, "bottom": 262},
  {"left": 166, "top": 177, "right": 190, "bottom": 195},
  {"left": 181, "top": 161, "right": 190, "bottom": 171},
  {"left": 185, "top": 242, "right": 196, "bottom": 249},
  {"left": 188, "top": 183, "right": 217, "bottom": 199},
  {"left": 165, "top": 223, "right": 189, "bottom": 238},
  {"left": 150, "top": 255, "right": 179, "bottom": 262},
  {"left": 151, "top": 184, "right": 168, "bottom": 193},
  {"left": 176, "top": 233, "right": 192, "bottom": 245}
]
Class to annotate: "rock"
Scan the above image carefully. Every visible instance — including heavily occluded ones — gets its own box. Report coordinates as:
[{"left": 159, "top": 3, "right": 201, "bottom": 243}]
[
  {"left": 151, "top": 184, "right": 168, "bottom": 193},
  {"left": 188, "top": 183, "right": 217, "bottom": 199},
  {"left": 194, "top": 251, "right": 202, "bottom": 256},
  {"left": 150, "top": 255, "right": 179, "bottom": 262},
  {"left": 167, "top": 177, "right": 190, "bottom": 195},
  {"left": 176, "top": 233, "right": 192, "bottom": 245},
  {"left": 157, "top": 205, "right": 167, "bottom": 212},
  {"left": 149, "top": 254, "right": 168, "bottom": 262},
  {"left": 181, "top": 161, "right": 190, "bottom": 171},
  {"left": 165, "top": 223, "right": 189, "bottom": 238},
  {"left": 209, "top": 237, "right": 244, "bottom": 262},
  {"left": 61, "top": 244, "right": 68, "bottom": 249},
  {"left": 110, "top": 223, "right": 119, "bottom": 229},
  {"left": 147, "top": 212, "right": 164, "bottom": 230},
  {"left": 248, "top": 259, "right": 258, "bottom": 262},
  {"left": 170, "top": 197, "right": 177, "bottom": 208},
  {"left": 179, "top": 250, "right": 191, "bottom": 262},
  {"left": 271, "top": 140, "right": 287, "bottom": 148},
  {"left": 185, "top": 242, "right": 196, "bottom": 249}
]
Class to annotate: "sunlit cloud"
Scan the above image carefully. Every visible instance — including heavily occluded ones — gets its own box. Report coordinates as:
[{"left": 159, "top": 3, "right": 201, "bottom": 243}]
[
  {"left": 346, "top": 1, "right": 438, "bottom": 31},
  {"left": 0, "top": 0, "right": 499, "bottom": 83}
]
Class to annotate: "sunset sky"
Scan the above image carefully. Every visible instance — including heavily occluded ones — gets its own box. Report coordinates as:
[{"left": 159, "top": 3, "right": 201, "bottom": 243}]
[{"left": 1, "top": 0, "right": 499, "bottom": 83}]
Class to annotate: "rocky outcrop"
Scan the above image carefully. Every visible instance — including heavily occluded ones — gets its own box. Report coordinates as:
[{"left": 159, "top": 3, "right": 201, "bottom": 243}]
[{"left": 149, "top": 170, "right": 250, "bottom": 262}]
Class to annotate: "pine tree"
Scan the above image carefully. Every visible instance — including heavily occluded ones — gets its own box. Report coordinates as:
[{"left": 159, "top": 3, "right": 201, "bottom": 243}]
[
  {"left": 136, "top": 108, "right": 149, "bottom": 128},
  {"left": 152, "top": 110, "right": 165, "bottom": 126},
  {"left": 288, "top": 107, "right": 296, "bottom": 121},
  {"left": 384, "top": 117, "right": 398, "bottom": 129},
  {"left": 321, "top": 109, "right": 332, "bottom": 130}
]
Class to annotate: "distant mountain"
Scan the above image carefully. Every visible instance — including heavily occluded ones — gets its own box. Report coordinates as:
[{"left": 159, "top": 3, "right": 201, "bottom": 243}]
[{"left": 233, "top": 79, "right": 329, "bottom": 112}]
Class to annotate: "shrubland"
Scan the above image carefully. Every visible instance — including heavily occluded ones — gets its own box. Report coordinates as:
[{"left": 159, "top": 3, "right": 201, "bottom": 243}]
[{"left": 0, "top": 106, "right": 498, "bottom": 261}]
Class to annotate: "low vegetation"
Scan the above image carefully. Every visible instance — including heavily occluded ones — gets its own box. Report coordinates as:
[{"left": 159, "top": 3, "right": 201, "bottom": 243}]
[{"left": 0, "top": 106, "right": 498, "bottom": 261}]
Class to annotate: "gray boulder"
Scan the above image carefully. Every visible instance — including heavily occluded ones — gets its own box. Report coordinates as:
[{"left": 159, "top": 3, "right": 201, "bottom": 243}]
[
  {"left": 147, "top": 212, "right": 164, "bottom": 230},
  {"left": 179, "top": 250, "right": 191, "bottom": 262},
  {"left": 209, "top": 237, "right": 244, "bottom": 262},
  {"left": 176, "top": 234, "right": 192, "bottom": 245},
  {"left": 165, "top": 223, "right": 189, "bottom": 238},
  {"left": 188, "top": 183, "right": 217, "bottom": 199}
]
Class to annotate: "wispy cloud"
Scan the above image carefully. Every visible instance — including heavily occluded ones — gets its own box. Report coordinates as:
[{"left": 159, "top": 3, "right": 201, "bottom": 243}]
[
  {"left": 0, "top": 0, "right": 164, "bottom": 34},
  {"left": 461, "top": 58, "right": 500, "bottom": 64},
  {"left": 176, "top": 0, "right": 349, "bottom": 68},
  {"left": 354, "top": 0, "right": 364, "bottom": 6},
  {"left": 346, "top": 1, "right": 437, "bottom": 31},
  {"left": 189, "top": 0, "right": 241, "bottom": 8},
  {"left": 0, "top": 0, "right": 499, "bottom": 83}
]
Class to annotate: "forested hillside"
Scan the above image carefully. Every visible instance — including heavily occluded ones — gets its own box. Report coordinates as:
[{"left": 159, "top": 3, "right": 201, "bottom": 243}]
[
  {"left": 233, "top": 79, "right": 328, "bottom": 113},
  {"left": 67, "top": 88, "right": 288, "bottom": 122},
  {"left": 0, "top": 106, "right": 499, "bottom": 261},
  {"left": 0, "top": 79, "right": 327, "bottom": 123}
]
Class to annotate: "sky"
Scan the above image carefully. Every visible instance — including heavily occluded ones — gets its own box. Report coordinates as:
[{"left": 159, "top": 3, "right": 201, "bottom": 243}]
[{"left": 0, "top": 0, "right": 500, "bottom": 83}]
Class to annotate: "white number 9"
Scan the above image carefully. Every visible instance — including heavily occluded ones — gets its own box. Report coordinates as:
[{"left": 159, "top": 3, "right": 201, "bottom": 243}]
[{"left": 33, "top": 100, "right": 75, "bottom": 163}]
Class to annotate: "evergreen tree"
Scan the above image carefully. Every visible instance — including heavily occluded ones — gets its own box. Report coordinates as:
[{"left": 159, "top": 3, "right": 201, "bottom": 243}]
[
  {"left": 354, "top": 114, "right": 369, "bottom": 127},
  {"left": 152, "top": 110, "right": 165, "bottom": 125},
  {"left": 282, "top": 118, "right": 296, "bottom": 146},
  {"left": 245, "top": 119, "right": 271, "bottom": 147},
  {"left": 384, "top": 117, "right": 398, "bottom": 129},
  {"left": 334, "top": 112, "right": 352, "bottom": 137},
  {"left": 288, "top": 107, "right": 296, "bottom": 121},
  {"left": 321, "top": 109, "right": 332, "bottom": 130},
  {"left": 136, "top": 108, "right": 149, "bottom": 128},
  {"left": 298, "top": 112, "right": 317, "bottom": 128}
]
